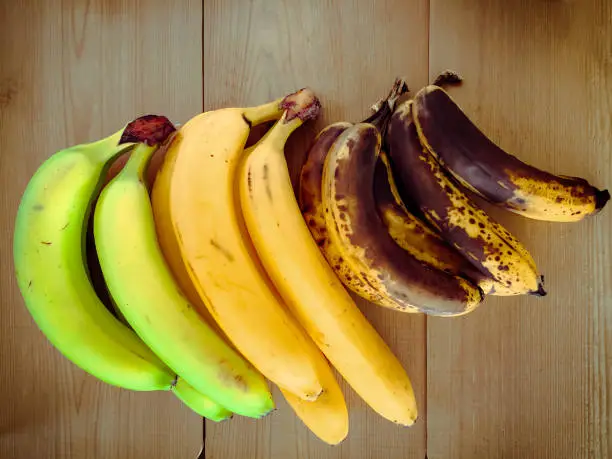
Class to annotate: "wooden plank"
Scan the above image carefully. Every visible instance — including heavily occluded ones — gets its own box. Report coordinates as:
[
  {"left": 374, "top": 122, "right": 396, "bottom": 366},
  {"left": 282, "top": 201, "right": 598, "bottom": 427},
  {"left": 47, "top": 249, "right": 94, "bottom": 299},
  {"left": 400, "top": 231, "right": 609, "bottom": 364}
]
[
  {"left": 427, "top": 1, "right": 612, "bottom": 458},
  {"left": 203, "top": 1, "right": 429, "bottom": 458},
  {"left": 0, "top": 1, "right": 203, "bottom": 458}
]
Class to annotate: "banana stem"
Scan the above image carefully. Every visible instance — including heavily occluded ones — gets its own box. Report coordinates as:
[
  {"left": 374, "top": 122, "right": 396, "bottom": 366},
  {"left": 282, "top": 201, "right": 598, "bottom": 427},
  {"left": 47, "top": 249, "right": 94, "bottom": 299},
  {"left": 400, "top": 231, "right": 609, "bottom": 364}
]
[
  {"left": 243, "top": 88, "right": 321, "bottom": 127},
  {"left": 120, "top": 143, "right": 158, "bottom": 182},
  {"left": 242, "top": 99, "right": 286, "bottom": 126},
  {"left": 258, "top": 115, "right": 304, "bottom": 151},
  {"left": 84, "top": 128, "right": 135, "bottom": 166},
  {"left": 363, "top": 78, "right": 409, "bottom": 134},
  {"left": 432, "top": 70, "right": 463, "bottom": 88}
]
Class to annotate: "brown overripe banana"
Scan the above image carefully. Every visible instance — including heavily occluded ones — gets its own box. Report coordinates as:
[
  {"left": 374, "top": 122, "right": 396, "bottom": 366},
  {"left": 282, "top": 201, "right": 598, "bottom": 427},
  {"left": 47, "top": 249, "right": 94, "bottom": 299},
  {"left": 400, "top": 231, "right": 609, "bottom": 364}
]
[
  {"left": 374, "top": 151, "right": 513, "bottom": 295},
  {"left": 387, "top": 100, "right": 546, "bottom": 296},
  {"left": 320, "top": 100, "right": 484, "bottom": 315},
  {"left": 299, "top": 121, "right": 403, "bottom": 307},
  {"left": 412, "top": 84, "right": 610, "bottom": 222}
]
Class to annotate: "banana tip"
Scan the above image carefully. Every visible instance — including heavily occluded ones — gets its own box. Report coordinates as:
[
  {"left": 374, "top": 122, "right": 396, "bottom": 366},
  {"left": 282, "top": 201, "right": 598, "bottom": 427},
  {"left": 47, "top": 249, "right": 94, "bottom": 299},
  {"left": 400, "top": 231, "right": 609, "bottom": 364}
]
[
  {"left": 397, "top": 413, "right": 418, "bottom": 427},
  {"left": 594, "top": 188, "right": 610, "bottom": 213},
  {"left": 531, "top": 276, "right": 547, "bottom": 297}
]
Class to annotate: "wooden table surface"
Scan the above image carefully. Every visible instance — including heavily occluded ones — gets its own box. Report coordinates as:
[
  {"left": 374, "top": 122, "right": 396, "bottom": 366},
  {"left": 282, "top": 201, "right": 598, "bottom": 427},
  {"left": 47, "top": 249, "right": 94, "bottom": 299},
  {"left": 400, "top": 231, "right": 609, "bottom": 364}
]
[{"left": 1, "top": 1, "right": 610, "bottom": 458}]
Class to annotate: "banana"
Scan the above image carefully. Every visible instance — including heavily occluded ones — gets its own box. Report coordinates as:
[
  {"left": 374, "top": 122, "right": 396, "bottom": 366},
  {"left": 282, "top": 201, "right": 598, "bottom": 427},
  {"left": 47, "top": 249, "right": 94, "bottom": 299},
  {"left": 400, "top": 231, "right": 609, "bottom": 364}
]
[
  {"left": 13, "top": 119, "right": 177, "bottom": 391},
  {"left": 94, "top": 139, "right": 273, "bottom": 418},
  {"left": 387, "top": 101, "right": 546, "bottom": 296},
  {"left": 299, "top": 80, "right": 482, "bottom": 314},
  {"left": 299, "top": 81, "right": 423, "bottom": 308},
  {"left": 322, "top": 120, "right": 483, "bottom": 315},
  {"left": 239, "top": 88, "right": 418, "bottom": 425},
  {"left": 299, "top": 122, "right": 397, "bottom": 307},
  {"left": 151, "top": 93, "right": 324, "bottom": 402},
  {"left": 412, "top": 85, "right": 610, "bottom": 222},
  {"left": 375, "top": 151, "right": 476, "bottom": 275},
  {"left": 375, "top": 152, "right": 517, "bottom": 296},
  {"left": 280, "top": 346, "right": 348, "bottom": 445},
  {"left": 301, "top": 123, "right": 496, "bottom": 301},
  {"left": 85, "top": 201, "right": 231, "bottom": 420},
  {"left": 172, "top": 378, "right": 232, "bottom": 422}
]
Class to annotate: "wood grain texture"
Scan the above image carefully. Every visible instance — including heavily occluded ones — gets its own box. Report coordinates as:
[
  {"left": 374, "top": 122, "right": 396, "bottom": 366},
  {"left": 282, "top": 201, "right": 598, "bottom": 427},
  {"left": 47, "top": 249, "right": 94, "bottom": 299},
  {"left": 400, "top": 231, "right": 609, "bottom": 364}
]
[
  {"left": 203, "top": 1, "right": 429, "bottom": 458},
  {"left": 0, "top": 1, "right": 203, "bottom": 458},
  {"left": 427, "top": 1, "right": 612, "bottom": 458}
]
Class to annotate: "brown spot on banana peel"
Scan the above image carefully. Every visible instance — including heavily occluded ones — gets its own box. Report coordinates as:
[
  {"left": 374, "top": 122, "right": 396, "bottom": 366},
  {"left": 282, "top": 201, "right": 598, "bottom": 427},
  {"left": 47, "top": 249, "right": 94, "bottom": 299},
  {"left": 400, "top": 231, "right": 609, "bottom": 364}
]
[
  {"left": 387, "top": 102, "right": 545, "bottom": 296},
  {"left": 299, "top": 123, "right": 353, "bottom": 245},
  {"left": 262, "top": 164, "right": 273, "bottom": 202},
  {"left": 210, "top": 239, "right": 235, "bottom": 263},
  {"left": 412, "top": 86, "right": 609, "bottom": 221},
  {"left": 327, "top": 124, "right": 483, "bottom": 316},
  {"left": 374, "top": 156, "right": 491, "bottom": 292},
  {"left": 299, "top": 122, "right": 391, "bottom": 301}
]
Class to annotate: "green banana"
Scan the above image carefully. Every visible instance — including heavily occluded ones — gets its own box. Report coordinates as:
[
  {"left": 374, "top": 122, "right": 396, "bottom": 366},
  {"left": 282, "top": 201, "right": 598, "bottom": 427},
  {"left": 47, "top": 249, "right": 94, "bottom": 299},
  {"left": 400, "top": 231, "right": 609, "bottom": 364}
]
[
  {"left": 94, "top": 140, "right": 274, "bottom": 418},
  {"left": 13, "top": 121, "right": 176, "bottom": 391},
  {"left": 172, "top": 379, "right": 232, "bottom": 422}
]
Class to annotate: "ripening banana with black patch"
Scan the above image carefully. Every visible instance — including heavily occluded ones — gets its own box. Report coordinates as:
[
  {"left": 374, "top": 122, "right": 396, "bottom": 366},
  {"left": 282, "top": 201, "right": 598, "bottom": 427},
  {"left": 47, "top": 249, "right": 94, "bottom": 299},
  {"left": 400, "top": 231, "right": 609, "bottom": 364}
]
[
  {"left": 387, "top": 100, "right": 546, "bottom": 296},
  {"left": 301, "top": 80, "right": 484, "bottom": 312},
  {"left": 300, "top": 120, "right": 406, "bottom": 309},
  {"left": 320, "top": 99, "right": 484, "bottom": 316},
  {"left": 412, "top": 84, "right": 609, "bottom": 222},
  {"left": 373, "top": 151, "right": 513, "bottom": 296},
  {"left": 301, "top": 80, "right": 425, "bottom": 309}
]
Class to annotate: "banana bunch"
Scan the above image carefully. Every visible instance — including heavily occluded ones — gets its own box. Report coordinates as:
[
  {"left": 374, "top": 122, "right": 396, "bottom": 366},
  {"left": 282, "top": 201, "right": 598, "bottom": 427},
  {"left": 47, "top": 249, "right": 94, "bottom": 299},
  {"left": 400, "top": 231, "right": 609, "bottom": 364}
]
[
  {"left": 150, "top": 89, "right": 350, "bottom": 444},
  {"left": 18, "top": 89, "right": 415, "bottom": 445},
  {"left": 237, "top": 88, "right": 417, "bottom": 428},
  {"left": 300, "top": 75, "right": 608, "bottom": 316},
  {"left": 15, "top": 74, "right": 607, "bottom": 446},
  {"left": 13, "top": 115, "right": 244, "bottom": 421},
  {"left": 300, "top": 80, "right": 487, "bottom": 315}
]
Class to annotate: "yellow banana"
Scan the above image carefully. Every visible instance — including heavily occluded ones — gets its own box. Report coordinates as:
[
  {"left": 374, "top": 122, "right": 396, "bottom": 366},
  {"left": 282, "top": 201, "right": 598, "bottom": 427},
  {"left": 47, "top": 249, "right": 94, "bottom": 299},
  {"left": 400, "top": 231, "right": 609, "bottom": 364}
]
[
  {"left": 280, "top": 347, "right": 348, "bottom": 445},
  {"left": 239, "top": 88, "right": 418, "bottom": 425},
  {"left": 151, "top": 93, "right": 324, "bottom": 401}
]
